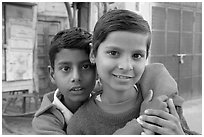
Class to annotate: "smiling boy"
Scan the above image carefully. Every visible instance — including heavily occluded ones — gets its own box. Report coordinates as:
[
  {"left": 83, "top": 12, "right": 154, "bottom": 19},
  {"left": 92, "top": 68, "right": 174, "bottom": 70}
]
[{"left": 66, "top": 9, "right": 196, "bottom": 135}]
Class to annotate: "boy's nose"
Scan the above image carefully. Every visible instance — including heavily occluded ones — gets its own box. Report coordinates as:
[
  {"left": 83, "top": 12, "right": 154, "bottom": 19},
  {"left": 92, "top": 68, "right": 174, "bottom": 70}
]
[
  {"left": 71, "top": 68, "right": 81, "bottom": 83},
  {"left": 118, "top": 57, "right": 133, "bottom": 70}
]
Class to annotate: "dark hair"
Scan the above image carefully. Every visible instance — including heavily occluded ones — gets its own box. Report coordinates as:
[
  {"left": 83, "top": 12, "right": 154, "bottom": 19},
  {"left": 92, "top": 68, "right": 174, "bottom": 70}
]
[
  {"left": 92, "top": 9, "right": 151, "bottom": 58},
  {"left": 49, "top": 27, "right": 92, "bottom": 69}
]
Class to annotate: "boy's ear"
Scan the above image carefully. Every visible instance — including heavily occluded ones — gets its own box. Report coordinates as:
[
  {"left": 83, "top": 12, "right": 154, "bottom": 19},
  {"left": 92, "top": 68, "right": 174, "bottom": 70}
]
[
  {"left": 48, "top": 65, "right": 56, "bottom": 85},
  {"left": 89, "top": 49, "right": 96, "bottom": 64}
]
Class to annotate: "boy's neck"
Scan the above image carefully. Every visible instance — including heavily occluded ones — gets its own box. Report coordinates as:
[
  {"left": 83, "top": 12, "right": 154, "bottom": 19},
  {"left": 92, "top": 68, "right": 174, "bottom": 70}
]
[
  {"left": 62, "top": 97, "right": 83, "bottom": 113},
  {"left": 100, "top": 85, "right": 137, "bottom": 104}
]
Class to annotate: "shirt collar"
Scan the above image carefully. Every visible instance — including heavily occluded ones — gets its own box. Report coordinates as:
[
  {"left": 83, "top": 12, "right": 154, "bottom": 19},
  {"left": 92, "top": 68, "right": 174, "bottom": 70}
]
[{"left": 52, "top": 89, "right": 73, "bottom": 122}]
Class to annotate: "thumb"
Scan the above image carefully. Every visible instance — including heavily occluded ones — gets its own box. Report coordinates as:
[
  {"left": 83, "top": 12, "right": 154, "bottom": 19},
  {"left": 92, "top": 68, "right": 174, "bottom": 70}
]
[{"left": 144, "top": 89, "right": 153, "bottom": 102}]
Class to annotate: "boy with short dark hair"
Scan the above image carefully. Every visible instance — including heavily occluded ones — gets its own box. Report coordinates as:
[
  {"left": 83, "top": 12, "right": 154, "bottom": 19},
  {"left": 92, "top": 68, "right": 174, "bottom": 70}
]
[
  {"left": 66, "top": 9, "right": 196, "bottom": 135},
  {"left": 32, "top": 28, "right": 97, "bottom": 134}
]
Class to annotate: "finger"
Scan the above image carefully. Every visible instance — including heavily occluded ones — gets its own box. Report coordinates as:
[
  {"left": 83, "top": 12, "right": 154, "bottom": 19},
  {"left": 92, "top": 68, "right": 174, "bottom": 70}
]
[
  {"left": 144, "top": 109, "right": 176, "bottom": 121},
  {"left": 137, "top": 118, "right": 167, "bottom": 134},
  {"left": 141, "top": 119, "right": 182, "bottom": 135},
  {"left": 157, "top": 95, "right": 169, "bottom": 102},
  {"left": 168, "top": 98, "right": 179, "bottom": 118},
  {"left": 141, "top": 132, "right": 146, "bottom": 135},
  {"left": 155, "top": 101, "right": 169, "bottom": 112},
  {"left": 164, "top": 107, "right": 169, "bottom": 113},
  {"left": 138, "top": 117, "right": 174, "bottom": 135},
  {"left": 144, "top": 89, "right": 153, "bottom": 102},
  {"left": 139, "top": 115, "right": 175, "bottom": 130},
  {"left": 160, "top": 102, "right": 168, "bottom": 111}
]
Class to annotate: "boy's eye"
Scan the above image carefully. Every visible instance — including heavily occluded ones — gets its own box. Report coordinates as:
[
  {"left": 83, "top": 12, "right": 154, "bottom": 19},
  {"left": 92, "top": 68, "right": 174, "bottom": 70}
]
[
  {"left": 82, "top": 64, "right": 91, "bottom": 70},
  {"left": 107, "top": 50, "right": 119, "bottom": 56},
  {"left": 61, "top": 66, "right": 71, "bottom": 72},
  {"left": 132, "top": 53, "right": 143, "bottom": 60}
]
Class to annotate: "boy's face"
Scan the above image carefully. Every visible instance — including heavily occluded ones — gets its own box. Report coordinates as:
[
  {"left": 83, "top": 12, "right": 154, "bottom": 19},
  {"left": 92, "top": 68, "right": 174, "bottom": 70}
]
[
  {"left": 91, "top": 31, "right": 147, "bottom": 91},
  {"left": 50, "top": 49, "right": 96, "bottom": 103}
]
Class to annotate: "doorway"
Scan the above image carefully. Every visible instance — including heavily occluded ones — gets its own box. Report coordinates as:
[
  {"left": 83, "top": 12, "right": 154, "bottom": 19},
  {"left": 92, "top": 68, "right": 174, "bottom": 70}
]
[
  {"left": 150, "top": 2, "right": 202, "bottom": 100},
  {"left": 37, "top": 17, "right": 65, "bottom": 97}
]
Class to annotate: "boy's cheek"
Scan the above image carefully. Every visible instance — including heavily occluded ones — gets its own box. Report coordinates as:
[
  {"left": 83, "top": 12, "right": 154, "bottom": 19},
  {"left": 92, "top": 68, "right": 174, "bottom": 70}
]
[{"left": 87, "top": 69, "right": 97, "bottom": 77}]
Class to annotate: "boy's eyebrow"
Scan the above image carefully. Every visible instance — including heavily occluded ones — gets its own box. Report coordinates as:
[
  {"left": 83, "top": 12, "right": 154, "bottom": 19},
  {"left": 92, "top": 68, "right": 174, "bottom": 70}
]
[
  {"left": 57, "top": 61, "right": 71, "bottom": 66},
  {"left": 105, "top": 46, "right": 146, "bottom": 53},
  {"left": 133, "top": 49, "right": 146, "bottom": 54},
  {"left": 57, "top": 59, "right": 91, "bottom": 65},
  {"left": 105, "top": 46, "right": 122, "bottom": 51}
]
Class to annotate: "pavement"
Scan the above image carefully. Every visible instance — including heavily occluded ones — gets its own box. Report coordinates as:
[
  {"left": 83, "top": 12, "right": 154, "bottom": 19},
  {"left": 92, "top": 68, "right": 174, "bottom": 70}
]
[
  {"left": 183, "top": 98, "right": 202, "bottom": 134},
  {"left": 2, "top": 97, "right": 202, "bottom": 135}
]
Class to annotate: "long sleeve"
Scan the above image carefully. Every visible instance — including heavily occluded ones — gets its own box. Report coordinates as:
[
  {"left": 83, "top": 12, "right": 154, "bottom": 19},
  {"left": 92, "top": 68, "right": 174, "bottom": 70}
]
[
  {"left": 32, "top": 113, "right": 66, "bottom": 135},
  {"left": 139, "top": 63, "right": 178, "bottom": 98}
]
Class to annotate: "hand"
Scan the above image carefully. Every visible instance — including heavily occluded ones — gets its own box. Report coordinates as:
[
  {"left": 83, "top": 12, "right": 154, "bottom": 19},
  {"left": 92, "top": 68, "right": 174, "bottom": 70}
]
[
  {"left": 113, "top": 119, "right": 142, "bottom": 135},
  {"left": 139, "top": 90, "right": 154, "bottom": 135},
  {"left": 141, "top": 128, "right": 155, "bottom": 135},
  {"left": 140, "top": 90, "right": 169, "bottom": 116},
  {"left": 137, "top": 98, "right": 185, "bottom": 135}
]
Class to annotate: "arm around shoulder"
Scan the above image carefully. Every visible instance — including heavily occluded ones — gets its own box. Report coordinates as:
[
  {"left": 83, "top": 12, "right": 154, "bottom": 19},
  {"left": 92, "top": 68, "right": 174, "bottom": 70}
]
[
  {"left": 139, "top": 63, "right": 180, "bottom": 115},
  {"left": 139, "top": 63, "right": 178, "bottom": 99}
]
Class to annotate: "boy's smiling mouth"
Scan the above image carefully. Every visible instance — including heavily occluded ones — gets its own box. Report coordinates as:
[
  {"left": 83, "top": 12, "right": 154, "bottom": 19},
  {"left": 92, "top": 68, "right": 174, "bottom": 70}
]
[{"left": 112, "top": 74, "right": 133, "bottom": 79}]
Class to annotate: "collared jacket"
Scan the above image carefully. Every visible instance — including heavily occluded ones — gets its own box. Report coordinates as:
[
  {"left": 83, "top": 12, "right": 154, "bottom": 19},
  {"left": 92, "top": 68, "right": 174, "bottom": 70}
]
[
  {"left": 32, "top": 90, "right": 71, "bottom": 135},
  {"left": 32, "top": 90, "right": 199, "bottom": 135}
]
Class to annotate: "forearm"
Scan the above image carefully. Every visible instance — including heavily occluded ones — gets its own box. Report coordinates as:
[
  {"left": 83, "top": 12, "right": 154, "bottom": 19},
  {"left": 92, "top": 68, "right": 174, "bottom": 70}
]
[{"left": 139, "top": 63, "right": 178, "bottom": 99}]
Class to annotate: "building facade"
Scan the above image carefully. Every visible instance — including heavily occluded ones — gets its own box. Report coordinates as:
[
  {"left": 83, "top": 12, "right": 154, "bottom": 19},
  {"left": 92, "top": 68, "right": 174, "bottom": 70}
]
[{"left": 2, "top": 2, "right": 202, "bottom": 100}]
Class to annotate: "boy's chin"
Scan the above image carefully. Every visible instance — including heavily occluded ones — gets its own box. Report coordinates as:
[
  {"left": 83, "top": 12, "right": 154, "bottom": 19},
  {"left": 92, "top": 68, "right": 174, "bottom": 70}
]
[
  {"left": 70, "top": 95, "right": 90, "bottom": 103},
  {"left": 111, "top": 84, "right": 135, "bottom": 91}
]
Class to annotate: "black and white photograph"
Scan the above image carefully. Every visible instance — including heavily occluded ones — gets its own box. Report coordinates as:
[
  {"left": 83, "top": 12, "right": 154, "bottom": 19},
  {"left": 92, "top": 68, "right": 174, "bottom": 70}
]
[{"left": 2, "top": 2, "right": 202, "bottom": 135}]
